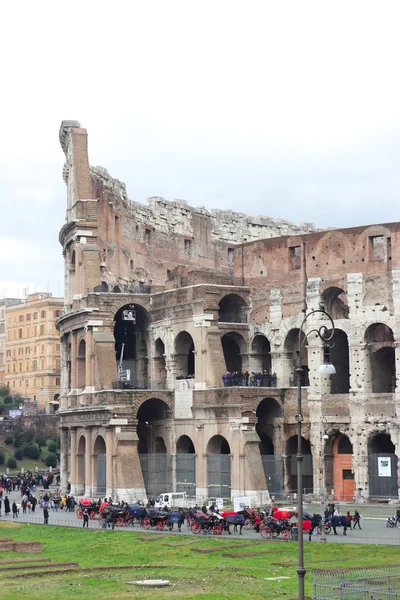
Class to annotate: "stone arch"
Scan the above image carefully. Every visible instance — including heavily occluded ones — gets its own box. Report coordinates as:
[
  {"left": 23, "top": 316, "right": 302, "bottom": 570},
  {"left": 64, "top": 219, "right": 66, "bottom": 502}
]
[
  {"left": 257, "top": 398, "right": 284, "bottom": 498},
  {"left": 154, "top": 338, "right": 167, "bottom": 388},
  {"left": 368, "top": 432, "right": 398, "bottom": 498},
  {"left": 113, "top": 285, "right": 122, "bottom": 293},
  {"left": 221, "top": 331, "right": 247, "bottom": 375},
  {"left": 101, "top": 281, "right": 109, "bottom": 292},
  {"left": 77, "top": 435, "right": 86, "bottom": 493},
  {"left": 136, "top": 398, "right": 172, "bottom": 497},
  {"left": 93, "top": 435, "right": 106, "bottom": 497},
  {"left": 251, "top": 334, "right": 271, "bottom": 374},
  {"left": 218, "top": 294, "right": 248, "bottom": 323},
  {"left": 284, "top": 329, "right": 309, "bottom": 386},
  {"left": 174, "top": 331, "right": 195, "bottom": 377},
  {"left": 285, "top": 435, "right": 313, "bottom": 495},
  {"left": 321, "top": 286, "right": 349, "bottom": 320},
  {"left": 207, "top": 435, "right": 231, "bottom": 498},
  {"left": 77, "top": 339, "right": 86, "bottom": 389},
  {"left": 327, "top": 329, "right": 350, "bottom": 394},
  {"left": 328, "top": 434, "right": 354, "bottom": 501},
  {"left": 176, "top": 435, "right": 196, "bottom": 496},
  {"left": 114, "top": 303, "right": 150, "bottom": 387},
  {"left": 365, "top": 323, "right": 396, "bottom": 392}
]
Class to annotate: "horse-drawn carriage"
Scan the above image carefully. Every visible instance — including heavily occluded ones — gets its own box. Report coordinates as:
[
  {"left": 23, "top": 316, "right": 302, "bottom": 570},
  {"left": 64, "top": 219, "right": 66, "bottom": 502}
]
[
  {"left": 76, "top": 498, "right": 101, "bottom": 520},
  {"left": 259, "top": 515, "right": 292, "bottom": 540},
  {"left": 190, "top": 510, "right": 224, "bottom": 535},
  {"left": 142, "top": 508, "right": 170, "bottom": 531}
]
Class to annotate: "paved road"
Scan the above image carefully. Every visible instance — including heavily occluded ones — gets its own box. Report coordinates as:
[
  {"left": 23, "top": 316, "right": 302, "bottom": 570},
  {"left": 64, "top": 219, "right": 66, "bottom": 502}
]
[{"left": 2, "top": 489, "right": 400, "bottom": 545}]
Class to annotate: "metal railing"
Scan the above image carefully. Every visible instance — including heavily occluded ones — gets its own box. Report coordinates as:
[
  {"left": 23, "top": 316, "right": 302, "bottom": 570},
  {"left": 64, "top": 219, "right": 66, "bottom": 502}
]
[
  {"left": 222, "top": 375, "right": 277, "bottom": 387},
  {"left": 313, "top": 565, "right": 400, "bottom": 599}
]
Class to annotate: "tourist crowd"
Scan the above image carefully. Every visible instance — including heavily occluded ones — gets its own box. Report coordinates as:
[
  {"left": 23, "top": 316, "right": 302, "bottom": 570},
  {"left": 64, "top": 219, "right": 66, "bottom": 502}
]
[{"left": 222, "top": 371, "right": 277, "bottom": 387}]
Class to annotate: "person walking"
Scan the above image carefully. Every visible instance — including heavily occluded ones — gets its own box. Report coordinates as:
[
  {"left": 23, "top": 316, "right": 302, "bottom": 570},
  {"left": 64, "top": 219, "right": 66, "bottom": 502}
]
[
  {"left": 395, "top": 507, "right": 400, "bottom": 527},
  {"left": 43, "top": 506, "right": 49, "bottom": 525},
  {"left": 346, "top": 511, "right": 353, "bottom": 530},
  {"left": 4, "top": 496, "right": 10, "bottom": 517},
  {"left": 82, "top": 508, "right": 89, "bottom": 528},
  {"left": 12, "top": 502, "right": 18, "bottom": 518},
  {"left": 353, "top": 509, "right": 362, "bottom": 530}
]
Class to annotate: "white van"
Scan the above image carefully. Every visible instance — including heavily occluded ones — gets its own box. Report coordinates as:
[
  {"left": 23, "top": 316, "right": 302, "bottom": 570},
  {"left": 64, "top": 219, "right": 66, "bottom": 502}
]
[{"left": 155, "top": 492, "right": 188, "bottom": 509}]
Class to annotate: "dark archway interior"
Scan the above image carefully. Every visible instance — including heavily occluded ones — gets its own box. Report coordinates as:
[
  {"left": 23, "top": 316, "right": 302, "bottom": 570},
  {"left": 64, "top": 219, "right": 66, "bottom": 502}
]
[
  {"left": 285, "top": 329, "right": 309, "bottom": 386},
  {"left": 329, "top": 329, "right": 350, "bottom": 394},
  {"left": 286, "top": 436, "right": 311, "bottom": 454},
  {"left": 177, "top": 435, "right": 195, "bottom": 453},
  {"left": 338, "top": 435, "right": 353, "bottom": 454},
  {"left": 286, "top": 435, "right": 313, "bottom": 493},
  {"left": 155, "top": 436, "right": 167, "bottom": 453},
  {"left": 93, "top": 436, "right": 106, "bottom": 454},
  {"left": 252, "top": 335, "right": 272, "bottom": 372},
  {"left": 137, "top": 398, "right": 171, "bottom": 454},
  {"left": 372, "top": 347, "right": 395, "bottom": 392},
  {"left": 218, "top": 294, "right": 247, "bottom": 323},
  {"left": 114, "top": 304, "right": 150, "bottom": 385},
  {"left": 113, "top": 286, "right": 122, "bottom": 293},
  {"left": 207, "top": 435, "right": 231, "bottom": 454},
  {"left": 222, "top": 333, "right": 244, "bottom": 372},
  {"left": 256, "top": 398, "right": 282, "bottom": 455},
  {"left": 365, "top": 323, "right": 394, "bottom": 343},
  {"left": 369, "top": 433, "right": 395, "bottom": 453},
  {"left": 259, "top": 435, "right": 274, "bottom": 455},
  {"left": 175, "top": 332, "right": 195, "bottom": 377},
  {"left": 321, "top": 287, "right": 349, "bottom": 320},
  {"left": 101, "top": 282, "right": 109, "bottom": 292}
]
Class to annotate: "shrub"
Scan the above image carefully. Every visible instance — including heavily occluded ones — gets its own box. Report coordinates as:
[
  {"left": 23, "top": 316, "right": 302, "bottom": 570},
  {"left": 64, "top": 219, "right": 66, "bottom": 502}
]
[
  {"left": 4, "top": 395, "right": 13, "bottom": 404},
  {"left": 14, "top": 448, "right": 23, "bottom": 460},
  {"left": 0, "top": 450, "right": 5, "bottom": 465},
  {"left": 23, "top": 430, "right": 34, "bottom": 443},
  {"left": 4, "top": 435, "right": 13, "bottom": 445},
  {"left": 0, "top": 385, "right": 10, "bottom": 397},
  {"left": 45, "top": 452, "right": 57, "bottom": 468},
  {"left": 23, "top": 443, "right": 40, "bottom": 460},
  {"left": 36, "top": 435, "right": 47, "bottom": 448},
  {"left": 47, "top": 441, "right": 57, "bottom": 453},
  {"left": 55, "top": 435, "right": 60, "bottom": 449},
  {"left": 7, "top": 457, "right": 17, "bottom": 469},
  {"left": 13, "top": 434, "right": 23, "bottom": 448}
]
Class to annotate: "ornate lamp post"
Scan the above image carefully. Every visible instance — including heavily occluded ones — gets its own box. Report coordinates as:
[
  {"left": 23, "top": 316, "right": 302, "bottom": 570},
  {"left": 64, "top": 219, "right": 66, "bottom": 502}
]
[
  {"left": 296, "top": 302, "right": 335, "bottom": 600},
  {"left": 320, "top": 416, "right": 329, "bottom": 543}
]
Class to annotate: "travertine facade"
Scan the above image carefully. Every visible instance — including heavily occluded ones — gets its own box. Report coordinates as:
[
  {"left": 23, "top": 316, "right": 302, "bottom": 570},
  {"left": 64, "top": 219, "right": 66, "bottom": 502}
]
[{"left": 58, "top": 120, "right": 400, "bottom": 504}]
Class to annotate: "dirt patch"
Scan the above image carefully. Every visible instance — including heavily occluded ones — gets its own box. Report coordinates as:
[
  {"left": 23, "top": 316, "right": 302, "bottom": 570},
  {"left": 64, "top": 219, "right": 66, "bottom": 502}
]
[
  {"left": 0, "top": 558, "right": 51, "bottom": 565},
  {"left": 3, "top": 567, "right": 78, "bottom": 580},
  {"left": 222, "top": 550, "right": 287, "bottom": 558},
  {"left": 137, "top": 536, "right": 163, "bottom": 542},
  {"left": 191, "top": 544, "right": 253, "bottom": 554},
  {"left": 0, "top": 538, "right": 12, "bottom": 543},
  {"left": 0, "top": 562, "right": 78, "bottom": 573},
  {"left": 164, "top": 542, "right": 197, "bottom": 547}
]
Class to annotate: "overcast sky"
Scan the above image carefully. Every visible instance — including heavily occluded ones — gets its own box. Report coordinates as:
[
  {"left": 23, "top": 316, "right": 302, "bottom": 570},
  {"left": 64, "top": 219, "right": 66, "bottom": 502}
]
[{"left": 1, "top": 1, "right": 400, "bottom": 299}]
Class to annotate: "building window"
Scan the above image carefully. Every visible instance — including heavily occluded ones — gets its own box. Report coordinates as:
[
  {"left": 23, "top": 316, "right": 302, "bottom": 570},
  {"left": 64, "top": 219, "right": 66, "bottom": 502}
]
[
  {"left": 56, "top": 344, "right": 60, "bottom": 351},
  {"left": 40, "top": 325, "right": 44, "bottom": 335},
  {"left": 369, "top": 235, "right": 385, "bottom": 261},
  {"left": 19, "top": 328, "right": 22, "bottom": 339},
  {"left": 54, "top": 310, "right": 61, "bottom": 318},
  {"left": 6, "top": 350, "right": 11, "bottom": 357},
  {"left": 228, "top": 248, "right": 234, "bottom": 267},
  {"left": 7, "top": 364, "right": 10, "bottom": 374},
  {"left": 33, "top": 360, "right": 37, "bottom": 371},
  {"left": 41, "top": 344, "right": 44, "bottom": 354},
  {"left": 34, "top": 312, "right": 38, "bottom": 320},
  {"left": 19, "top": 348, "right": 23, "bottom": 356},
  {"left": 56, "top": 377, "right": 60, "bottom": 386},
  {"left": 25, "top": 347, "right": 30, "bottom": 355},
  {"left": 145, "top": 228, "right": 151, "bottom": 244},
  {"left": 27, "top": 326, "right": 30, "bottom": 337},
  {"left": 184, "top": 238, "right": 192, "bottom": 253},
  {"left": 289, "top": 245, "right": 301, "bottom": 270},
  {"left": 13, "top": 363, "right": 16, "bottom": 373},
  {"left": 26, "top": 313, "right": 31, "bottom": 321},
  {"left": 19, "top": 315, "right": 24, "bottom": 322},
  {"left": 26, "top": 361, "right": 30, "bottom": 371},
  {"left": 41, "top": 310, "right": 45, "bottom": 319}
]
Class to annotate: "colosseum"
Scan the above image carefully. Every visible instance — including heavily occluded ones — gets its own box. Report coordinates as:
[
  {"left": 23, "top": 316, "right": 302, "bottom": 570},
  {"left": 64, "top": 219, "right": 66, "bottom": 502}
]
[{"left": 57, "top": 120, "right": 400, "bottom": 505}]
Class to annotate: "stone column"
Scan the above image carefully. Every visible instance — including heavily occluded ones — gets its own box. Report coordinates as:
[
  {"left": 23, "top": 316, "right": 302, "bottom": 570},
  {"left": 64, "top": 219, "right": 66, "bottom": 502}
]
[
  {"left": 85, "top": 428, "right": 92, "bottom": 496},
  {"left": 85, "top": 327, "right": 94, "bottom": 392},
  {"left": 195, "top": 424, "right": 207, "bottom": 501},
  {"left": 60, "top": 427, "right": 69, "bottom": 492},
  {"left": 106, "top": 428, "right": 114, "bottom": 498},
  {"left": 70, "top": 428, "right": 77, "bottom": 495},
  {"left": 230, "top": 425, "right": 241, "bottom": 497},
  {"left": 70, "top": 331, "right": 77, "bottom": 394}
]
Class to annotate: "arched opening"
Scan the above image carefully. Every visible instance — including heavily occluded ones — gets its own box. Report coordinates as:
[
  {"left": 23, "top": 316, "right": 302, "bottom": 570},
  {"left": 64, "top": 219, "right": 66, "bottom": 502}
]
[
  {"left": 365, "top": 323, "right": 396, "bottom": 393},
  {"left": 174, "top": 331, "right": 195, "bottom": 379},
  {"left": 368, "top": 433, "right": 398, "bottom": 498},
  {"left": 221, "top": 332, "right": 247, "bottom": 383},
  {"left": 328, "top": 329, "right": 350, "bottom": 394},
  {"left": 176, "top": 435, "right": 196, "bottom": 496},
  {"left": 286, "top": 435, "right": 313, "bottom": 495},
  {"left": 207, "top": 435, "right": 231, "bottom": 498},
  {"left": 218, "top": 294, "right": 248, "bottom": 323},
  {"left": 251, "top": 335, "right": 274, "bottom": 385},
  {"left": 113, "top": 286, "right": 122, "bottom": 293},
  {"left": 321, "top": 287, "right": 349, "bottom": 320},
  {"left": 93, "top": 435, "right": 106, "bottom": 497},
  {"left": 68, "top": 249, "right": 76, "bottom": 300},
  {"left": 77, "top": 339, "right": 86, "bottom": 390},
  {"left": 101, "top": 282, "right": 109, "bottom": 292},
  {"left": 77, "top": 435, "right": 86, "bottom": 494},
  {"left": 256, "top": 398, "right": 284, "bottom": 499},
  {"left": 284, "top": 329, "right": 309, "bottom": 386},
  {"left": 114, "top": 304, "right": 150, "bottom": 388},
  {"left": 137, "top": 398, "right": 172, "bottom": 497},
  {"left": 330, "top": 434, "right": 354, "bottom": 501},
  {"left": 154, "top": 338, "right": 167, "bottom": 388}
]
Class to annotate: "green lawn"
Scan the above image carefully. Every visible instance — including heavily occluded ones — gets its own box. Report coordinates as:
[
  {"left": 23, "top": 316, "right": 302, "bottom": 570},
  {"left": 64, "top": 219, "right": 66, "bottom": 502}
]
[{"left": 0, "top": 521, "right": 398, "bottom": 599}]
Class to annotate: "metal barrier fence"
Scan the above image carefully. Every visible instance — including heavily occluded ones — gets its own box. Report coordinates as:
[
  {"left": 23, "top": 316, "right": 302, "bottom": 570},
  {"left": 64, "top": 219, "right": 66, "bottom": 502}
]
[{"left": 313, "top": 566, "right": 400, "bottom": 599}]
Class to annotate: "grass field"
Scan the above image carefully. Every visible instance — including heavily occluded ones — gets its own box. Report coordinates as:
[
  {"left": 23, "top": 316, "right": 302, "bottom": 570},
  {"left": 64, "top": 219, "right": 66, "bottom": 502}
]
[{"left": 0, "top": 522, "right": 399, "bottom": 599}]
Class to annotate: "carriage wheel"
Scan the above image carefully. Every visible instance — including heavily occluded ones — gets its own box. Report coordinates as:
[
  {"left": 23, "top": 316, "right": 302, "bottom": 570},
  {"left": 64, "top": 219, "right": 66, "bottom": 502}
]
[
  {"left": 191, "top": 521, "right": 201, "bottom": 535},
  {"left": 142, "top": 518, "right": 150, "bottom": 530},
  {"left": 89, "top": 511, "right": 96, "bottom": 520},
  {"left": 282, "top": 529, "right": 291, "bottom": 541},
  {"left": 124, "top": 517, "right": 133, "bottom": 527},
  {"left": 98, "top": 515, "right": 104, "bottom": 527},
  {"left": 325, "top": 524, "right": 331, "bottom": 535},
  {"left": 316, "top": 526, "right": 322, "bottom": 535},
  {"left": 156, "top": 521, "right": 164, "bottom": 531},
  {"left": 244, "top": 518, "right": 253, "bottom": 530},
  {"left": 213, "top": 524, "right": 223, "bottom": 536},
  {"left": 260, "top": 525, "right": 272, "bottom": 540},
  {"left": 116, "top": 517, "right": 125, "bottom": 527},
  {"left": 76, "top": 508, "right": 83, "bottom": 519}
]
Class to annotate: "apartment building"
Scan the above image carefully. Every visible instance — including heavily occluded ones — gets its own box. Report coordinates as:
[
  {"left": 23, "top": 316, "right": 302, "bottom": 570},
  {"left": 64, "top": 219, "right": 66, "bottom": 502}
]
[
  {"left": 5, "top": 293, "right": 63, "bottom": 411},
  {"left": 0, "top": 298, "right": 24, "bottom": 387}
]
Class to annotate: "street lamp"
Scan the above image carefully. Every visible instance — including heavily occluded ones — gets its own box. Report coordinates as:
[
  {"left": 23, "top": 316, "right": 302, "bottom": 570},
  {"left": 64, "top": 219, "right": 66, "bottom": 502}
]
[
  {"left": 320, "top": 416, "right": 329, "bottom": 543},
  {"left": 296, "top": 302, "right": 335, "bottom": 600}
]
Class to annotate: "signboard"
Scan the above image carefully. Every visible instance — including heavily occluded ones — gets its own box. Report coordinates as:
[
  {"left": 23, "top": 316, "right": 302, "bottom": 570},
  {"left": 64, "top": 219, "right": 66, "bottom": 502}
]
[
  {"left": 378, "top": 456, "right": 391, "bottom": 477},
  {"left": 122, "top": 308, "right": 136, "bottom": 322},
  {"left": 216, "top": 497, "right": 224, "bottom": 510},
  {"left": 118, "top": 369, "right": 130, "bottom": 382},
  {"left": 233, "top": 496, "right": 251, "bottom": 512},
  {"left": 9, "top": 410, "right": 22, "bottom": 418}
]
